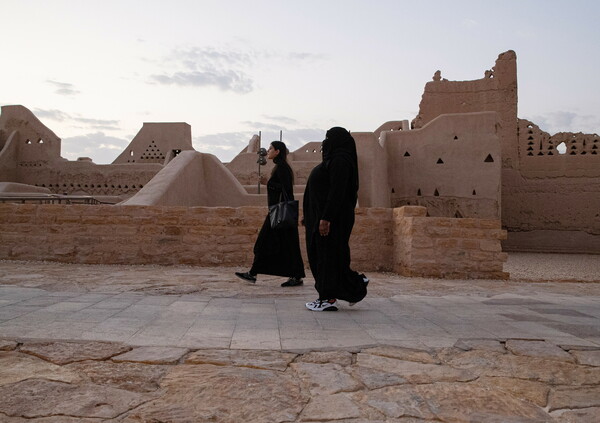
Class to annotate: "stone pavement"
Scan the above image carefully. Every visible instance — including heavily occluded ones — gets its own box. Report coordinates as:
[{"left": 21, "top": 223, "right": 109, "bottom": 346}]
[
  {"left": 1, "top": 283, "right": 600, "bottom": 351},
  {"left": 1, "top": 253, "right": 600, "bottom": 422}
]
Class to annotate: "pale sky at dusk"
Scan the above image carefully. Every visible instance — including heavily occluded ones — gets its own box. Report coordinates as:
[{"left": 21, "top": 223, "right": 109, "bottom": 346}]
[{"left": 1, "top": 0, "right": 598, "bottom": 163}]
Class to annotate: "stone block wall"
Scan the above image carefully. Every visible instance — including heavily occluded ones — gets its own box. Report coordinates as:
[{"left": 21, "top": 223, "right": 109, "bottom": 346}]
[
  {"left": 0, "top": 204, "right": 507, "bottom": 278},
  {"left": 0, "top": 204, "right": 393, "bottom": 272},
  {"left": 393, "top": 206, "right": 508, "bottom": 279}
]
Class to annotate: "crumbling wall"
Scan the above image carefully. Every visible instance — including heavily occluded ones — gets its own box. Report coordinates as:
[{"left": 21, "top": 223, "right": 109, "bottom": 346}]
[
  {"left": 412, "top": 51, "right": 600, "bottom": 253},
  {"left": 382, "top": 112, "right": 501, "bottom": 218},
  {"left": 502, "top": 119, "right": 600, "bottom": 253},
  {"left": 412, "top": 50, "right": 518, "bottom": 169}
]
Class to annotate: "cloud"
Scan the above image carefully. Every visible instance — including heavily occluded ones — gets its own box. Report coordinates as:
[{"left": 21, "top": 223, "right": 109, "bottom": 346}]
[
  {"left": 70, "top": 117, "right": 121, "bottom": 131},
  {"left": 241, "top": 121, "right": 286, "bottom": 131},
  {"left": 286, "top": 52, "right": 325, "bottom": 62},
  {"left": 61, "top": 132, "right": 129, "bottom": 164},
  {"left": 193, "top": 131, "right": 255, "bottom": 162},
  {"left": 151, "top": 69, "right": 253, "bottom": 93},
  {"left": 525, "top": 111, "right": 600, "bottom": 135},
  {"left": 261, "top": 115, "right": 299, "bottom": 125},
  {"left": 241, "top": 115, "right": 301, "bottom": 132},
  {"left": 46, "top": 80, "right": 80, "bottom": 96},
  {"left": 32, "top": 108, "right": 71, "bottom": 121},
  {"left": 150, "top": 47, "right": 254, "bottom": 93},
  {"left": 149, "top": 46, "right": 325, "bottom": 94},
  {"left": 33, "top": 108, "right": 121, "bottom": 131}
]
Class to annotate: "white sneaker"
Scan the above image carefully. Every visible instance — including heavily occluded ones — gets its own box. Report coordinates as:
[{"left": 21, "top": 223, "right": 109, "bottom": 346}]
[{"left": 305, "top": 299, "right": 338, "bottom": 311}]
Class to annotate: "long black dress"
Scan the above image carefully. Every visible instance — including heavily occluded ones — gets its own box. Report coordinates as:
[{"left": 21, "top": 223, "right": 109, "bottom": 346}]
[
  {"left": 303, "top": 132, "right": 367, "bottom": 303},
  {"left": 250, "top": 165, "right": 305, "bottom": 279}
]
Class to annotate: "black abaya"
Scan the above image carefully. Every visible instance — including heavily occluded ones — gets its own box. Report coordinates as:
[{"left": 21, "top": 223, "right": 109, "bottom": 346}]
[
  {"left": 303, "top": 155, "right": 367, "bottom": 303},
  {"left": 250, "top": 164, "right": 305, "bottom": 279}
]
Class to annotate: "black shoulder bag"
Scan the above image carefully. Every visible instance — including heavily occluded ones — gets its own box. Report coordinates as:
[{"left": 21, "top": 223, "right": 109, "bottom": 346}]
[{"left": 269, "top": 188, "right": 299, "bottom": 230}]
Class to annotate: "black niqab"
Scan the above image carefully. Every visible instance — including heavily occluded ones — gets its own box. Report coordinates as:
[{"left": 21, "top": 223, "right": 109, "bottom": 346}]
[{"left": 322, "top": 127, "right": 359, "bottom": 192}]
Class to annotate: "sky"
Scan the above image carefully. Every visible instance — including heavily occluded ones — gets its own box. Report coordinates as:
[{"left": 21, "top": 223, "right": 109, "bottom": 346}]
[{"left": 1, "top": 0, "right": 599, "bottom": 163}]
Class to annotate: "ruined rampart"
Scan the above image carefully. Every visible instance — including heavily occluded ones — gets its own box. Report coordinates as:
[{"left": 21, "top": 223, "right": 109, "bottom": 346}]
[{"left": 412, "top": 51, "right": 600, "bottom": 253}]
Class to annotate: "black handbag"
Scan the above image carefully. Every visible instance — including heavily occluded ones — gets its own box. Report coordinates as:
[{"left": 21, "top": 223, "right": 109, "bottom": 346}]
[{"left": 269, "top": 189, "right": 299, "bottom": 230}]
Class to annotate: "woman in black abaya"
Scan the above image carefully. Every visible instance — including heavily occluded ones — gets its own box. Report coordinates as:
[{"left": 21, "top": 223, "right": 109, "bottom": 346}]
[
  {"left": 235, "top": 141, "right": 305, "bottom": 287},
  {"left": 303, "top": 127, "right": 368, "bottom": 312}
]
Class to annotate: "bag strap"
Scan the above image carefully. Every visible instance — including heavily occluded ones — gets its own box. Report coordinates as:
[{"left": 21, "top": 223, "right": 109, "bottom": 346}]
[{"left": 279, "top": 187, "right": 290, "bottom": 202}]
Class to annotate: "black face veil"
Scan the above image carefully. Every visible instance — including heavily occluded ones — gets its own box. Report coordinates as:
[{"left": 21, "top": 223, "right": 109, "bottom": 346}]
[{"left": 321, "top": 127, "right": 359, "bottom": 190}]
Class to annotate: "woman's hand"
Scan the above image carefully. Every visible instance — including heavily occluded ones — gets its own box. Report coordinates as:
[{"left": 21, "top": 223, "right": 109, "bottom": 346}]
[{"left": 319, "top": 219, "right": 330, "bottom": 236}]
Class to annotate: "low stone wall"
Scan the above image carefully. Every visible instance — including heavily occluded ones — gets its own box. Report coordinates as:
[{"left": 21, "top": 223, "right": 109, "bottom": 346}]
[
  {"left": 394, "top": 206, "right": 508, "bottom": 279},
  {"left": 0, "top": 204, "right": 393, "bottom": 272},
  {"left": 0, "top": 204, "right": 507, "bottom": 278}
]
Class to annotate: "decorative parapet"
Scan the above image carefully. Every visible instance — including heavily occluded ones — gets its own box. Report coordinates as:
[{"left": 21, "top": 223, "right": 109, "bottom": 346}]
[{"left": 518, "top": 119, "right": 600, "bottom": 178}]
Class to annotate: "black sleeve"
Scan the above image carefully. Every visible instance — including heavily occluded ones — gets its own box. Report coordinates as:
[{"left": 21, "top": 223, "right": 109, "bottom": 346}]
[
  {"left": 322, "top": 158, "right": 350, "bottom": 221},
  {"left": 269, "top": 165, "right": 294, "bottom": 200}
]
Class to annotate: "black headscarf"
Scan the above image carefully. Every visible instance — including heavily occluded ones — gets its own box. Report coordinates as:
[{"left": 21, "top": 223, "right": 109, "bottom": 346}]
[
  {"left": 322, "top": 127, "right": 359, "bottom": 190},
  {"left": 270, "top": 140, "right": 294, "bottom": 185}
]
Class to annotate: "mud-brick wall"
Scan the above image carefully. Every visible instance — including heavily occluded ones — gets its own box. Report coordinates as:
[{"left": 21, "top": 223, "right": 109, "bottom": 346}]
[
  {"left": 393, "top": 206, "right": 508, "bottom": 279},
  {"left": 0, "top": 204, "right": 393, "bottom": 272}
]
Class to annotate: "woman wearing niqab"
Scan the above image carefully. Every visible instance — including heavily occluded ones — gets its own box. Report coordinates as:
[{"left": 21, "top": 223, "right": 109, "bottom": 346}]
[{"left": 303, "top": 127, "right": 368, "bottom": 311}]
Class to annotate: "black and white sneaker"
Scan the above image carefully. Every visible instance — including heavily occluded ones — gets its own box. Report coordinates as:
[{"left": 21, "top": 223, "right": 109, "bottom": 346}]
[
  {"left": 305, "top": 299, "right": 338, "bottom": 311},
  {"left": 235, "top": 272, "right": 257, "bottom": 283}
]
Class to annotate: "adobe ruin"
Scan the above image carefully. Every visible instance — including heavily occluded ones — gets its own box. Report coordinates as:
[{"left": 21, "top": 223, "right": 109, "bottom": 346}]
[{"left": 0, "top": 50, "right": 598, "bottom": 267}]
